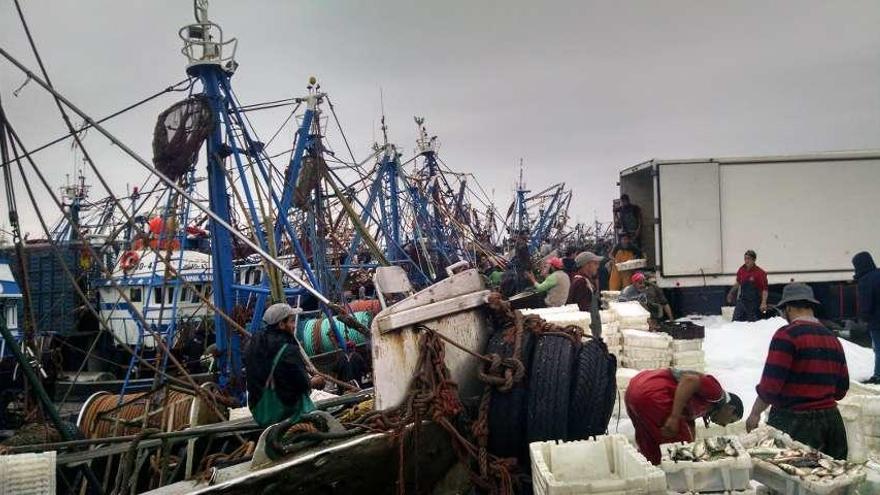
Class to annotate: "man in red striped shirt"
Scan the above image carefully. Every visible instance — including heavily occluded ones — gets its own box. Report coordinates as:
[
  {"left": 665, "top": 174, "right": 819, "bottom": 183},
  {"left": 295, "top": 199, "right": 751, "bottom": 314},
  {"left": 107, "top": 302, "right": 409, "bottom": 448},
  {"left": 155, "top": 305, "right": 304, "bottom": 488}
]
[{"left": 745, "top": 283, "right": 849, "bottom": 459}]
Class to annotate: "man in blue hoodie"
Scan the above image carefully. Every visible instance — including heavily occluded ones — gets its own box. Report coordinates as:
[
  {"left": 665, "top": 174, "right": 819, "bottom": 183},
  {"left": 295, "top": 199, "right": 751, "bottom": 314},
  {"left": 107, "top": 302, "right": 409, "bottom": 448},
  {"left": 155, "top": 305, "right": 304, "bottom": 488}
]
[{"left": 853, "top": 252, "right": 880, "bottom": 384}]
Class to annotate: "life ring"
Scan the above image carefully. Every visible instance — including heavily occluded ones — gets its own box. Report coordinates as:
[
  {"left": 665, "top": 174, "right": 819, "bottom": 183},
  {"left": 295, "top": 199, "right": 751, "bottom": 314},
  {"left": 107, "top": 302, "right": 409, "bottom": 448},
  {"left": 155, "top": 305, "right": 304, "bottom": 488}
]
[{"left": 120, "top": 251, "right": 140, "bottom": 272}]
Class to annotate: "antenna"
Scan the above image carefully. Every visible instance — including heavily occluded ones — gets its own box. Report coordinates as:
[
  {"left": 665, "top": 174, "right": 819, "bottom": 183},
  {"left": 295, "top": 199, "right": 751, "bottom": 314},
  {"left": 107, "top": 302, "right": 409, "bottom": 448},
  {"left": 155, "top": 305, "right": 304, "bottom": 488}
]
[{"left": 379, "top": 87, "right": 388, "bottom": 145}]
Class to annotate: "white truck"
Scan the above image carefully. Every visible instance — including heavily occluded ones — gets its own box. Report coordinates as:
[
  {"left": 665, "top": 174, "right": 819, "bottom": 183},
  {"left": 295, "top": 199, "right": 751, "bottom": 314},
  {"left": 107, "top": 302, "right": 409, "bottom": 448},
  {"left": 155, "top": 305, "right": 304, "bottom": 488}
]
[{"left": 618, "top": 151, "right": 880, "bottom": 317}]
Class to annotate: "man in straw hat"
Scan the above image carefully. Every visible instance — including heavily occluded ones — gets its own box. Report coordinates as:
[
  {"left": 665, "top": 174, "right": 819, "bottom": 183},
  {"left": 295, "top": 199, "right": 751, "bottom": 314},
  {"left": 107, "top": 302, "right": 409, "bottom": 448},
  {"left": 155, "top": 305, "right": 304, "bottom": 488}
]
[{"left": 746, "top": 283, "right": 849, "bottom": 459}]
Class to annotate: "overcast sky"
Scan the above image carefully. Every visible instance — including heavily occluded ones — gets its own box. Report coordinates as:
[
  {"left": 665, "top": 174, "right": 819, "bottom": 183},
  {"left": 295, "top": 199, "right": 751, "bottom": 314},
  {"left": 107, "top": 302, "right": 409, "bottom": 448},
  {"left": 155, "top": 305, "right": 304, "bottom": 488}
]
[{"left": 1, "top": 0, "right": 879, "bottom": 238}]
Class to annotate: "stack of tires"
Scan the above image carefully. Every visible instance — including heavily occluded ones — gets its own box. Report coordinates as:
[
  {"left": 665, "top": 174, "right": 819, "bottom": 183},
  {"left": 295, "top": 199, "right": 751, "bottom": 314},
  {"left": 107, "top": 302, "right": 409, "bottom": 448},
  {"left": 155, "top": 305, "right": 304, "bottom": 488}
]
[{"left": 485, "top": 317, "right": 618, "bottom": 464}]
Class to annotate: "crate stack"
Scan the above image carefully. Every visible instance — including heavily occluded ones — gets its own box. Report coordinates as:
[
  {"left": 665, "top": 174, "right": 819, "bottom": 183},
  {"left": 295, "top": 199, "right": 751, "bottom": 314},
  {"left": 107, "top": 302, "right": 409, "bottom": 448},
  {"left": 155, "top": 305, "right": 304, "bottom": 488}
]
[
  {"left": 601, "top": 309, "right": 621, "bottom": 356},
  {"left": 620, "top": 329, "right": 672, "bottom": 370},
  {"left": 661, "top": 322, "right": 706, "bottom": 372},
  {"left": 611, "top": 367, "right": 641, "bottom": 419}
]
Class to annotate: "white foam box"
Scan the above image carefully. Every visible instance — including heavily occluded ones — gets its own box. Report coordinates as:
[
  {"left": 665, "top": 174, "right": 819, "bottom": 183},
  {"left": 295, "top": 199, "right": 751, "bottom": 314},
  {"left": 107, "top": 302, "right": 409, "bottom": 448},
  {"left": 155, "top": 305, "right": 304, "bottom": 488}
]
[
  {"left": 542, "top": 312, "right": 592, "bottom": 332},
  {"left": 616, "top": 367, "right": 641, "bottom": 390},
  {"left": 622, "top": 329, "right": 672, "bottom": 350},
  {"left": 0, "top": 451, "right": 56, "bottom": 495},
  {"left": 672, "top": 350, "right": 705, "bottom": 367},
  {"left": 530, "top": 435, "right": 667, "bottom": 495},
  {"left": 604, "top": 321, "right": 620, "bottom": 333},
  {"left": 521, "top": 304, "right": 581, "bottom": 316},
  {"left": 611, "top": 301, "right": 651, "bottom": 320},
  {"left": 836, "top": 399, "right": 868, "bottom": 463},
  {"left": 660, "top": 436, "right": 752, "bottom": 493},
  {"left": 622, "top": 357, "right": 670, "bottom": 370},
  {"left": 604, "top": 332, "right": 622, "bottom": 347},
  {"left": 616, "top": 259, "right": 647, "bottom": 271},
  {"left": 672, "top": 339, "right": 703, "bottom": 352},
  {"left": 625, "top": 347, "right": 672, "bottom": 361},
  {"left": 600, "top": 310, "right": 618, "bottom": 324},
  {"left": 740, "top": 426, "right": 866, "bottom": 495},
  {"left": 695, "top": 420, "right": 747, "bottom": 440}
]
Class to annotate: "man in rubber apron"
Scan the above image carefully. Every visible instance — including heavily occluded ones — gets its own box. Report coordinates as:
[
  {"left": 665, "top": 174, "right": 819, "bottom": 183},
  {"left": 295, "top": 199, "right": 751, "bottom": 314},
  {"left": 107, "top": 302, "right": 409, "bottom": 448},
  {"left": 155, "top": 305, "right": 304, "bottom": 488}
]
[{"left": 727, "top": 250, "right": 768, "bottom": 322}]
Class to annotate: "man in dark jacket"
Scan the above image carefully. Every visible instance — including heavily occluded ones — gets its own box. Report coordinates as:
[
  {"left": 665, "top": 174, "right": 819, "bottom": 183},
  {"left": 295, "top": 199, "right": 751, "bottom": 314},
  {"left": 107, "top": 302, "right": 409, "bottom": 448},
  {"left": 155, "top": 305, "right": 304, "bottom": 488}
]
[
  {"left": 245, "top": 303, "right": 322, "bottom": 425},
  {"left": 853, "top": 251, "right": 880, "bottom": 384}
]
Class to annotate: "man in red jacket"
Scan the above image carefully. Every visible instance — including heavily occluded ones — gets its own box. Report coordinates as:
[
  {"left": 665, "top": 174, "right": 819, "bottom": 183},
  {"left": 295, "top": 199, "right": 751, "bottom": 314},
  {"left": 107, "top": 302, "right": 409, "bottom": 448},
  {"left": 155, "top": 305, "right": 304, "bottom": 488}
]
[
  {"left": 625, "top": 369, "right": 743, "bottom": 464},
  {"left": 746, "top": 283, "right": 849, "bottom": 459}
]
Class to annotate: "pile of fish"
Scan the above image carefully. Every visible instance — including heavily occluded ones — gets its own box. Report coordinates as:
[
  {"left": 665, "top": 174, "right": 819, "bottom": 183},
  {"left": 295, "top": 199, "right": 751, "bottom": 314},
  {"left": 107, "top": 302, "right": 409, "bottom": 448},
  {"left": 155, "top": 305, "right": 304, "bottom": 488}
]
[
  {"left": 747, "top": 435, "right": 863, "bottom": 483},
  {"left": 667, "top": 436, "right": 740, "bottom": 462}
]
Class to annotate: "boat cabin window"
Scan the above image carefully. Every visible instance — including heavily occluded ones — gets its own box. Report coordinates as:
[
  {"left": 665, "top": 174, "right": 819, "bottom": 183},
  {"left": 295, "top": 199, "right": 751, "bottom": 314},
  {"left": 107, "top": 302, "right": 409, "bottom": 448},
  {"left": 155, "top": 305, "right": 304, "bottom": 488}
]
[
  {"left": 252, "top": 270, "right": 262, "bottom": 285},
  {"left": 181, "top": 287, "right": 191, "bottom": 303},
  {"left": 191, "top": 284, "right": 202, "bottom": 303},
  {"left": 153, "top": 287, "right": 163, "bottom": 305},
  {"left": 5, "top": 306, "right": 17, "bottom": 329},
  {"left": 167, "top": 288, "right": 175, "bottom": 304},
  {"left": 204, "top": 285, "right": 213, "bottom": 299},
  {"left": 130, "top": 287, "right": 142, "bottom": 303}
]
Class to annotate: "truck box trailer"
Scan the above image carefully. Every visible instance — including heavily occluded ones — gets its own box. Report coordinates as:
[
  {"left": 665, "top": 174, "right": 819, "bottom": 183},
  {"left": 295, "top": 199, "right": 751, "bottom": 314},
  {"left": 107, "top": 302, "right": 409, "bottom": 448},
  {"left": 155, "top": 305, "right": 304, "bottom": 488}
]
[{"left": 618, "top": 150, "right": 880, "bottom": 318}]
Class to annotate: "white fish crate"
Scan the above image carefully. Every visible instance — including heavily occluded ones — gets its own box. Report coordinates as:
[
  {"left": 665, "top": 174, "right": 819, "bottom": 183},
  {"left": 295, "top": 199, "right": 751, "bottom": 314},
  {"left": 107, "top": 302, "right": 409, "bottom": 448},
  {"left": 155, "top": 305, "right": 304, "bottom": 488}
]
[
  {"left": 530, "top": 435, "right": 667, "bottom": 495},
  {"left": 622, "top": 329, "right": 672, "bottom": 350},
  {"left": 602, "top": 290, "right": 622, "bottom": 304},
  {"left": 660, "top": 436, "right": 752, "bottom": 493},
  {"left": 521, "top": 304, "right": 581, "bottom": 316},
  {"left": 600, "top": 310, "right": 619, "bottom": 324},
  {"left": 741, "top": 426, "right": 866, "bottom": 495},
  {"left": 672, "top": 350, "right": 705, "bottom": 367},
  {"left": 616, "top": 259, "right": 647, "bottom": 271},
  {"left": 0, "top": 451, "right": 56, "bottom": 495},
  {"left": 611, "top": 302, "right": 651, "bottom": 326},
  {"left": 542, "top": 312, "right": 592, "bottom": 332},
  {"left": 604, "top": 321, "right": 621, "bottom": 333},
  {"left": 622, "top": 357, "right": 671, "bottom": 370},
  {"left": 604, "top": 332, "right": 622, "bottom": 347},
  {"left": 625, "top": 346, "right": 672, "bottom": 361},
  {"left": 721, "top": 306, "right": 735, "bottom": 321},
  {"left": 616, "top": 367, "right": 641, "bottom": 390},
  {"left": 672, "top": 339, "right": 703, "bottom": 353}
]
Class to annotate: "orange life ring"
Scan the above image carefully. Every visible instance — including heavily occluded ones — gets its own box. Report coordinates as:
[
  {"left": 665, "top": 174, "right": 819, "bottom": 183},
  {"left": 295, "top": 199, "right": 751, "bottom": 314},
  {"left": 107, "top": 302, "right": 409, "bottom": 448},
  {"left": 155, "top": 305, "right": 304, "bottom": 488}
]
[{"left": 120, "top": 251, "right": 140, "bottom": 272}]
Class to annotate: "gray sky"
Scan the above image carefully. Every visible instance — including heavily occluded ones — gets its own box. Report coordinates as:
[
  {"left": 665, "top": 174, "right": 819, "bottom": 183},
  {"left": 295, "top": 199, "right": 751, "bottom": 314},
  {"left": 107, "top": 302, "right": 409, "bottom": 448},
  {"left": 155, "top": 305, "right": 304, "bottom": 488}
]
[{"left": 1, "top": 0, "right": 879, "bottom": 237}]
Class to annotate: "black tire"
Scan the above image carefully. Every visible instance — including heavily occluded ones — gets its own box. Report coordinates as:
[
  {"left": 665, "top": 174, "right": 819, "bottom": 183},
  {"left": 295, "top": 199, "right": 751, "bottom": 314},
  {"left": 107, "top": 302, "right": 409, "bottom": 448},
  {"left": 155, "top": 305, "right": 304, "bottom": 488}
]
[
  {"left": 486, "top": 325, "right": 535, "bottom": 459},
  {"left": 568, "top": 339, "right": 617, "bottom": 440},
  {"left": 527, "top": 334, "right": 576, "bottom": 443}
]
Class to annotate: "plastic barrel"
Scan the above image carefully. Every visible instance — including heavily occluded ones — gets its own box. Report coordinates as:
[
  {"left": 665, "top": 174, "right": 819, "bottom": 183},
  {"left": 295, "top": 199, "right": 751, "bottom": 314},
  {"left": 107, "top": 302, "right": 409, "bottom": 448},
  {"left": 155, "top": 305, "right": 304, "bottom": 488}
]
[{"left": 296, "top": 311, "right": 371, "bottom": 356}]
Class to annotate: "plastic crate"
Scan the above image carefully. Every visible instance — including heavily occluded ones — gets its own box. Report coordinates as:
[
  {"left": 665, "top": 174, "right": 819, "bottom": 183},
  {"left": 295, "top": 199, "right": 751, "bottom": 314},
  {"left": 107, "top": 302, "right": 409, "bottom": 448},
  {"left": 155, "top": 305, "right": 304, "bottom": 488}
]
[
  {"left": 672, "top": 339, "right": 703, "bottom": 352},
  {"left": 600, "top": 310, "right": 618, "bottom": 324},
  {"left": 616, "top": 367, "right": 641, "bottom": 390},
  {"left": 0, "top": 451, "right": 56, "bottom": 495},
  {"left": 660, "top": 436, "right": 752, "bottom": 493},
  {"left": 622, "top": 357, "right": 671, "bottom": 370},
  {"left": 530, "top": 435, "right": 667, "bottom": 495},
  {"left": 622, "top": 329, "right": 672, "bottom": 350},
  {"left": 616, "top": 259, "right": 647, "bottom": 271},
  {"left": 740, "top": 426, "right": 866, "bottom": 495},
  {"left": 521, "top": 305, "right": 581, "bottom": 316},
  {"left": 625, "top": 347, "right": 672, "bottom": 361},
  {"left": 721, "top": 306, "right": 735, "bottom": 321},
  {"left": 672, "top": 350, "right": 705, "bottom": 367},
  {"left": 542, "top": 312, "right": 592, "bottom": 332},
  {"left": 659, "top": 321, "right": 706, "bottom": 340}
]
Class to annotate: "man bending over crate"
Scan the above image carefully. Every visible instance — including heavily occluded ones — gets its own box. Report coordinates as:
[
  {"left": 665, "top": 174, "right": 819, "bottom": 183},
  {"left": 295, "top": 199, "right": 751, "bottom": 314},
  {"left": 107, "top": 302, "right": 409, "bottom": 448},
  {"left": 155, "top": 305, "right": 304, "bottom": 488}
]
[{"left": 625, "top": 368, "right": 744, "bottom": 464}]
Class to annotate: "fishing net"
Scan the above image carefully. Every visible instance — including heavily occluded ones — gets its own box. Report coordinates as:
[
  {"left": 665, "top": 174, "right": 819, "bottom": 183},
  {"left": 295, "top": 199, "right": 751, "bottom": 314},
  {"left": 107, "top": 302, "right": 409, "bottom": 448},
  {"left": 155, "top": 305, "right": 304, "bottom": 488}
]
[
  {"left": 152, "top": 96, "right": 213, "bottom": 181},
  {"left": 293, "top": 154, "right": 327, "bottom": 210}
]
